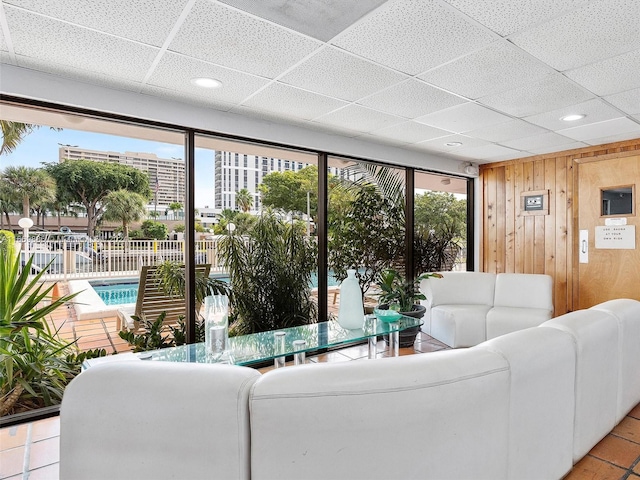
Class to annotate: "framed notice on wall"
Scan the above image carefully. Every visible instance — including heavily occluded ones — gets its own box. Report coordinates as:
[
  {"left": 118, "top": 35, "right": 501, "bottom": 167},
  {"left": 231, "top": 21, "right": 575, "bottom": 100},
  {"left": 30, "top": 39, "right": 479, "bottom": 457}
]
[{"left": 595, "top": 225, "right": 636, "bottom": 249}]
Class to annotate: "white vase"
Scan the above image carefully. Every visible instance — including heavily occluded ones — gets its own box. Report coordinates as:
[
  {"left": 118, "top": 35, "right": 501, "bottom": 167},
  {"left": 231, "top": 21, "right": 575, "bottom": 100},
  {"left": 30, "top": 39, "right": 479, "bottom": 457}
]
[{"left": 337, "top": 269, "right": 364, "bottom": 329}]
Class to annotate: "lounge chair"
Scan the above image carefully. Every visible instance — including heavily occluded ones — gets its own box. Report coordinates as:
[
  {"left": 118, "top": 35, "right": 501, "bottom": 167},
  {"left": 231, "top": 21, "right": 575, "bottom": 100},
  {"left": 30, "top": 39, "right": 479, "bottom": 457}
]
[{"left": 116, "top": 264, "right": 211, "bottom": 332}]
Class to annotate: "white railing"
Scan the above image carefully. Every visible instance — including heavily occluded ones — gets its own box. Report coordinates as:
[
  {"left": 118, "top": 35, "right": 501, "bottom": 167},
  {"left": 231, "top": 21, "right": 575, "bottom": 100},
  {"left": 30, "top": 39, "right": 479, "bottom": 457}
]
[{"left": 19, "top": 239, "right": 226, "bottom": 281}]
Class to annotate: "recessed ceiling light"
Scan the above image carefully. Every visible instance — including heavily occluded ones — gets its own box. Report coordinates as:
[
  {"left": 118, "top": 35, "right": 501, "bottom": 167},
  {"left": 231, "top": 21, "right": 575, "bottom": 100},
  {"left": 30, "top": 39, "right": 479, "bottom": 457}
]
[
  {"left": 445, "top": 142, "right": 463, "bottom": 147},
  {"left": 190, "top": 77, "right": 222, "bottom": 89},
  {"left": 560, "top": 114, "right": 585, "bottom": 122},
  {"left": 440, "top": 178, "right": 451, "bottom": 185}
]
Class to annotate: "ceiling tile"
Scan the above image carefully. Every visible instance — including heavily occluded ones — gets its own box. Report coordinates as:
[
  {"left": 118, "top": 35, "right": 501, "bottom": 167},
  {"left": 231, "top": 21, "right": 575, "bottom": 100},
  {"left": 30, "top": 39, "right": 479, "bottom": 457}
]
[
  {"left": 605, "top": 88, "right": 640, "bottom": 115},
  {"left": 510, "top": 0, "right": 640, "bottom": 71},
  {"left": 16, "top": 55, "right": 144, "bottom": 93},
  {"left": 216, "top": 0, "right": 387, "bottom": 41},
  {"left": 448, "top": 143, "right": 523, "bottom": 160},
  {"left": 4, "top": 0, "right": 189, "bottom": 47},
  {"left": 523, "top": 98, "right": 626, "bottom": 130},
  {"left": 332, "top": 0, "right": 495, "bottom": 75},
  {"left": 565, "top": 49, "right": 640, "bottom": 96},
  {"left": 465, "top": 119, "right": 548, "bottom": 143},
  {"left": 479, "top": 73, "right": 594, "bottom": 117},
  {"left": 581, "top": 130, "right": 640, "bottom": 146},
  {"left": 415, "top": 134, "right": 492, "bottom": 152},
  {"left": 4, "top": 6, "right": 158, "bottom": 82},
  {"left": 371, "top": 121, "right": 451, "bottom": 144},
  {"left": 147, "top": 52, "right": 270, "bottom": 104},
  {"left": 557, "top": 117, "right": 640, "bottom": 142},
  {"left": 418, "top": 41, "right": 554, "bottom": 99},
  {"left": 355, "top": 133, "right": 410, "bottom": 147},
  {"left": 279, "top": 47, "right": 407, "bottom": 102},
  {"left": 500, "top": 132, "right": 575, "bottom": 150},
  {"left": 314, "top": 104, "right": 405, "bottom": 133},
  {"left": 358, "top": 79, "right": 467, "bottom": 118},
  {"left": 242, "top": 82, "right": 348, "bottom": 120},
  {"left": 526, "top": 141, "right": 588, "bottom": 155},
  {"left": 141, "top": 84, "right": 235, "bottom": 112},
  {"left": 169, "top": 0, "right": 321, "bottom": 78},
  {"left": 415, "top": 102, "right": 512, "bottom": 133},
  {"left": 443, "top": 0, "right": 591, "bottom": 36},
  {"left": 230, "top": 105, "right": 312, "bottom": 127}
]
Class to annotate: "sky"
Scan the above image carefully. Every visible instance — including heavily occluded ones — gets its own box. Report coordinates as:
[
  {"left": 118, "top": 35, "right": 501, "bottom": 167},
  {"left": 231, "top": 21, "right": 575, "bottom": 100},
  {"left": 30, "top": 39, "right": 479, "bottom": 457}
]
[{"left": 0, "top": 127, "right": 215, "bottom": 207}]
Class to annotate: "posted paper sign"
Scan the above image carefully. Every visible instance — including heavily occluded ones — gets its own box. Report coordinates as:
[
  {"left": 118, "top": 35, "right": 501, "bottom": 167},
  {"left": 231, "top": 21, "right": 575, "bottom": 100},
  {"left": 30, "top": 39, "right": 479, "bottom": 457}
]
[{"left": 595, "top": 226, "right": 636, "bottom": 249}]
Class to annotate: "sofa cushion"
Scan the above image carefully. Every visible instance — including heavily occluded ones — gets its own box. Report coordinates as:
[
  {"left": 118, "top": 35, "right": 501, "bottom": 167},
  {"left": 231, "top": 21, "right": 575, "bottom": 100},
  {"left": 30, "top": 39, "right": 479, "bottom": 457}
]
[
  {"left": 422, "top": 271, "right": 496, "bottom": 307},
  {"left": 493, "top": 273, "right": 553, "bottom": 311},
  {"left": 590, "top": 299, "right": 640, "bottom": 422},
  {"left": 250, "top": 349, "right": 510, "bottom": 480},
  {"left": 486, "top": 306, "right": 553, "bottom": 339},
  {"left": 476, "top": 328, "right": 575, "bottom": 479},
  {"left": 60, "top": 362, "right": 260, "bottom": 480},
  {"left": 431, "top": 304, "right": 492, "bottom": 347},
  {"left": 541, "top": 310, "right": 620, "bottom": 463}
]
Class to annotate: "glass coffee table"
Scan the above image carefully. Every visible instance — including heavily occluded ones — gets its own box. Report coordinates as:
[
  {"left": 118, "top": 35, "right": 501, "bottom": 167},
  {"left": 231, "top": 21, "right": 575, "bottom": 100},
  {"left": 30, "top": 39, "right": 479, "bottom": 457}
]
[{"left": 84, "top": 315, "right": 422, "bottom": 369}]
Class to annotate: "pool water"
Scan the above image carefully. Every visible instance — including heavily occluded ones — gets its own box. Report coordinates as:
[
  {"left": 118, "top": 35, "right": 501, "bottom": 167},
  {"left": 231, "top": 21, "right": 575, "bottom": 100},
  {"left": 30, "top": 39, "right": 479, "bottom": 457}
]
[{"left": 91, "top": 273, "right": 340, "bottom": 306}]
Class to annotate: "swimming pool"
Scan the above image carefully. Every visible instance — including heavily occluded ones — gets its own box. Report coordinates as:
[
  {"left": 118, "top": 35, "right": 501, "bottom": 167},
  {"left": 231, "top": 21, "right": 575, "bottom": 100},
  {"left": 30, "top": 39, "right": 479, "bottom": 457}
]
[{"left": 90, "top": 273, "right": 340, "bottom": 306}]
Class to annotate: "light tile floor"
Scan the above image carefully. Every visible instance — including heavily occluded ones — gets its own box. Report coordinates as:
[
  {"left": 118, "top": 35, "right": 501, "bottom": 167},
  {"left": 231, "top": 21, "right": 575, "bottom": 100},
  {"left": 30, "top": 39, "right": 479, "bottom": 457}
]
[{"left": 1, "top": 333, "right": 639, "bottom": 479}]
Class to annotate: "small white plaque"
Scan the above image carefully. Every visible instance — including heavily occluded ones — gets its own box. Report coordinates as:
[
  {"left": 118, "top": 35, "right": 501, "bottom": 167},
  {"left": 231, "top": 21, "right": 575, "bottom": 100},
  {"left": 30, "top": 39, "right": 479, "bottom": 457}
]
[
  {"left": 595, "top": 225, "right": 636, "bottom": 249},
  {"left": 604, "top": 217, "right": 627, "bottom": 226}
]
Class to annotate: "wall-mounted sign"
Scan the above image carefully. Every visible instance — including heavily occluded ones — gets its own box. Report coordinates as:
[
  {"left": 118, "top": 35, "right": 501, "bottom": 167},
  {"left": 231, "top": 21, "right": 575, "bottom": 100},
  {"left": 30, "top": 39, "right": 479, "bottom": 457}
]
[
  {"left": 595, "top": 225, "right": 636, "bottom": 249},
  {"left": 604, "top": 217, "right": 628, "bottom": 226}
]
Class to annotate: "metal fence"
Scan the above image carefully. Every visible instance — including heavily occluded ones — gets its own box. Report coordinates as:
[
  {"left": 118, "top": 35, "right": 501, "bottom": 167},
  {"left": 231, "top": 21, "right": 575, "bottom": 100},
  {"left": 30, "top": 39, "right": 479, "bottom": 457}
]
[{"left": 18, "top": 238, "right": 225, "bottom": 281}]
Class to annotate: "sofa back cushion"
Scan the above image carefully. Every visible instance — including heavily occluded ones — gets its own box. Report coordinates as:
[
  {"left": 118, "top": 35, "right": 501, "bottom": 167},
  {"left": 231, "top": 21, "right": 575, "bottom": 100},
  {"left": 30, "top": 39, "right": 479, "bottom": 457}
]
[
  {"left": 590, "top": 299, "right": 640, "bottom": 422},
  {"left": 60, "top": 362, "right": 260, "bottom": 480},
  {"left": 421, "top": 271, "right": 496, "bottom": 307},
  {"left": 541, "top": 309, "right": 620, "bottom": 463},
  {"left": 250, "top": 349, "right": 510, "bottom": 480},
  {"left": 493, "top": 273, "right": 553, "bottom": 311},
  {"left": 476, "top": 328, "right": 576, "bottom": 479}
]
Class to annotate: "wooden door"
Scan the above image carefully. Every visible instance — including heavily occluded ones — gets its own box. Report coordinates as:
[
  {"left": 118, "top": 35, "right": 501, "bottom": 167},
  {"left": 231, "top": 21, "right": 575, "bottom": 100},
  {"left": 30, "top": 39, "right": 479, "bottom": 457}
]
[{"left": 576, "top": 154, "right": 640, "bottom": 309}]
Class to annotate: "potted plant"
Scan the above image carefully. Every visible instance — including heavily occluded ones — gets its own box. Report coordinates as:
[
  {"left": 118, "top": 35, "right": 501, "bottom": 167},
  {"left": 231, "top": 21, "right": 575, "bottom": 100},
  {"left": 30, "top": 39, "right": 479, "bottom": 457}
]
[{"left": 376, "top": 268, "right": 442, "bottom": 347}]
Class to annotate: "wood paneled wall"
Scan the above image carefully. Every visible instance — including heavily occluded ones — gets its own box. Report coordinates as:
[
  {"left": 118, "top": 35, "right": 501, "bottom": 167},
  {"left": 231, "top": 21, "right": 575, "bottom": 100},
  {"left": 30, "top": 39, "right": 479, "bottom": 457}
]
[{"left": 479, "top": 137, "right": 640, "bottom": 315}]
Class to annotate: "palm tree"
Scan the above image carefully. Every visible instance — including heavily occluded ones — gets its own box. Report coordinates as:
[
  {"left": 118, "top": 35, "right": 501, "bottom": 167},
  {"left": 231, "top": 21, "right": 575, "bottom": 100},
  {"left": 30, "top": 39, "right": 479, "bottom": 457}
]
[
  {"left": 0, "top": 121, "right": 61, "bottom": 156},
  {"left": 102, "top": 189, "right": 147, "bottom": 239},
  {"left": 0, "top": 166, "right": 56, "bottom": 219},
  {"left": 168, "top": 202, "right": 183, "bottom": 220},
  {"left": 235, "top": 188, "right": 253, "bottom": 213},
  {"left": 0, "top": 179, "right": 19, "bottom": 229}
]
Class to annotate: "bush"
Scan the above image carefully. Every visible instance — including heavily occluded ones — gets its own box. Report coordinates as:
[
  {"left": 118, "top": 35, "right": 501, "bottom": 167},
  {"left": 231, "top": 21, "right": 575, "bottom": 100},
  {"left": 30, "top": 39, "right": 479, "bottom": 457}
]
[
  {"left": 219, "top": 211, "right": 317, "bottom": 335},
  {"left": 141, "top": 220, "right": 168, "bottom": 240},
  {"left": 0, "top": 230, "right": 15, "bottom": 258}
]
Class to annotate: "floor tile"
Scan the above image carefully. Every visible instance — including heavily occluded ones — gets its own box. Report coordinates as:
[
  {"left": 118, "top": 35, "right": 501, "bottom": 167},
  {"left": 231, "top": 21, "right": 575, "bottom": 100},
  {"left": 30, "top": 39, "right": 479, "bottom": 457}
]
[
  {"left": 27, "top": 463, "right": 59, "bottom": 480},
  {"left": 30, "top": 417, "right": 60, "bottom": 443},
  {"left": 29, "top": 437, "right": 59, "bottom": 470},
  {"left": 0, "top": 447, "right": 25, "bottom": 479},
  {"left": 634, "top": 460, "right": 640, "bottom": 475},
  {"left": 309, "top": 351, "right": 352, "bottom": 363},
  {"left": 563, "top": 455, "right": 626, "bottom": 479},
  {"left": 589, "top": 434, "right": 640, "bottom": 468},
  {"left": 0, "top": 424, "right": 28, "bottom": 451},
  {"left": 629, "top": 403, "right": 640, "bottom": 420},
  {"left": 613, "top": 417, "right": 640, "bottom": 444}
]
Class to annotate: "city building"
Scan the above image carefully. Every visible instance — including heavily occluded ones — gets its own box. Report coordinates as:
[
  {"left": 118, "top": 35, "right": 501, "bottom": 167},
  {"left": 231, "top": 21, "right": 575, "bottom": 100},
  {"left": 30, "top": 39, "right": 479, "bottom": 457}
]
[{"left": 58, "top": 147, "right": 186, "bottom": 209}]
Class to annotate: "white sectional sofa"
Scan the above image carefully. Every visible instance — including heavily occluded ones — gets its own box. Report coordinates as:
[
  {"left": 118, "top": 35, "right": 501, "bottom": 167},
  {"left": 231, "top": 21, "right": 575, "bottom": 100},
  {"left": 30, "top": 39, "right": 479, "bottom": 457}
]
[
  {"left": 59, "top": 299, "right": 640, "bottom": 480},
  {"left": 420, "top": 271, "right": 554, "bottom": 347}
]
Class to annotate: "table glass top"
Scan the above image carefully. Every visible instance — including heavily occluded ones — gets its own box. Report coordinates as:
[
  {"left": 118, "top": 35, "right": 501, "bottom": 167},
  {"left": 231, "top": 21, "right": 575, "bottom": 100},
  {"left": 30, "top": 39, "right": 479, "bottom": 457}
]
[{"left": 138, "top": 315, "right": 421, "bottom": 366}]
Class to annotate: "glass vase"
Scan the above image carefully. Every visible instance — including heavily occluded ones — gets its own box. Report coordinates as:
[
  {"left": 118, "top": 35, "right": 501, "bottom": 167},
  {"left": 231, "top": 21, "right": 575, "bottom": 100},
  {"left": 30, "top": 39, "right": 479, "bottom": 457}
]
[{"left": 203, "top": 295, "right": 230, "bottom": 362}]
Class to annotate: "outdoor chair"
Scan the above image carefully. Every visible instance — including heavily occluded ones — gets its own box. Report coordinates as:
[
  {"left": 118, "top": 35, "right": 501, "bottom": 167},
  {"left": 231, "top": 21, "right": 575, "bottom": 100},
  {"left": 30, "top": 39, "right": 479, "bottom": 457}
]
[{"left": 116, "top": 263, "right": 211, "bottom": 332}]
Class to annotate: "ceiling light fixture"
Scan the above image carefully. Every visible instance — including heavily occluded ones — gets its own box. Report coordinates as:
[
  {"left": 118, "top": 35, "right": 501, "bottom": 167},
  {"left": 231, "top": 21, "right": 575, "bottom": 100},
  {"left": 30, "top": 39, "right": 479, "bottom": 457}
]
[
  {"left": 190, "top": 77, "right": 222, "bottom": 89},
  {"left": 440, "top": 178, "right": 451, "bottom": 185},
  {"left": 445, "top": 142, "right": 463, "bottom": 147},
  {"left": 560, "top": 114, "right": 585, "bottom": 122}
]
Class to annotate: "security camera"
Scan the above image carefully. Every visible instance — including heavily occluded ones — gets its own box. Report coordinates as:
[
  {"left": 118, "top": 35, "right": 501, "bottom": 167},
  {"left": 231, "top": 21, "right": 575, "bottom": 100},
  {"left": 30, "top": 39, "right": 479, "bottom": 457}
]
[{"left": 464, "top": 164, "right": 479, "bottom": 176}]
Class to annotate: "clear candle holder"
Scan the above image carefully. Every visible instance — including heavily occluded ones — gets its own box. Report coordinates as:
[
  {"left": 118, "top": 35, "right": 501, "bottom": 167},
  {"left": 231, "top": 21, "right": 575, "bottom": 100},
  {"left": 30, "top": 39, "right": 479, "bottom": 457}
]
[{"left": 203, "top": 295, "right": 230, "bottom": 362}]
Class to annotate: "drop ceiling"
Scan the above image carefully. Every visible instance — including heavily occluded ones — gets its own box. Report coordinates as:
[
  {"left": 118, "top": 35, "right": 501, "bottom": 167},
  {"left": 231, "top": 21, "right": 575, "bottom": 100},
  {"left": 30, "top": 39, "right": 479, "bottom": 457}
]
[{"left": 1, "top": 0, "right": 639, "bottom": 165}]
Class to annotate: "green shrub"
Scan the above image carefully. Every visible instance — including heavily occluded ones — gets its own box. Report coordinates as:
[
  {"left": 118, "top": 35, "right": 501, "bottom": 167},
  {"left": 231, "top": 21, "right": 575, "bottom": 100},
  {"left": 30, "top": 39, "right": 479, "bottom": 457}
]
[
  {"left": 0, "top": 230, "right": 15, "bottom": 258},
  {"left": 141, "top": 220, "right": 168, "bottom": 240},
  {"left": 219, "top": 211, "right": 317, "bottom": 335}
]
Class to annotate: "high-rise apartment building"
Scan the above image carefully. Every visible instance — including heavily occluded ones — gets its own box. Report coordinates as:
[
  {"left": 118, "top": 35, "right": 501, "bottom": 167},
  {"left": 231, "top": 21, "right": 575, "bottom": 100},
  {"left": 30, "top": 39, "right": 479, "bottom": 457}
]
[
  {"left": 58, "top": 147, "right": 185, "bottom": 207},
  {"left": 214, "top": 151, "right": 354, "bottom": 212}
]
